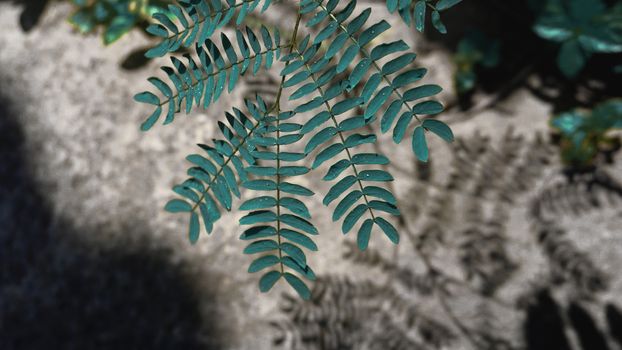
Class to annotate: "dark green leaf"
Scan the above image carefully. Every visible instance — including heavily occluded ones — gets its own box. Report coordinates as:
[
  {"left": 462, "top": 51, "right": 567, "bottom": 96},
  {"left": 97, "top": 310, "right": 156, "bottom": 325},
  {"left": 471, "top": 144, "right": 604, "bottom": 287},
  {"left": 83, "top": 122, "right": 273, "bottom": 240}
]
[
  {"left": 368, "top": 200, "right": 400, "bottom": 215},
  {"left": 423, "top": 119, "right": 454, "bottom": 142},
  {"left": 240, "top": 226, "right": 277, "bottom": 240},
  {"left": 374, "top": 217, "right": 399, "bottom": 244},
  {"left": 312, "top": 143, "right": 345, "bottom": 169},
  {"left": 279, "top": 182, "right": 314, "bottom": 196},
  {"left": 431, "top": 10, "right": 446, "bottom": 34},
  {"left": 240, "top": 210, "right": 277, "bottom": 225},
  {"left": 244, "top": 239, "right": 279, "bottom": 254},
  {"left": 342, "top": 203, "right": 368, "bottom": 234},
  {"left": 357, "top": 219, "right": 373, "bottom": 250},
  {"left": 244, "top": 180, "right": 277, "bottom": 191},
  {"left": 363, "top": 186, "right": 397, "bottom": 205},
  {"left": 403, "top": 84, "right": 442, "bottom": 101},
  {"left": 358, "top": 170, "right": 393, "bottom": 182},
  {"left": 280, "top": 229, "right": 318, "bottom": 251},
  {"left": 134, "top": 91, "right": 160, "bottom": 105},
  {"left": 282, "top": 256, "right": 315, "bottom": 280},
  {"left": 359, "top": 20, "right": 391, "bottom": 47},
  {"left": 280, "top": 197, "right": 311, "bottom": 219},
  {"left": 165, "top": 199, "right": 192, "bottom": 212},
  {"left": 412, "top": 100, "right": 444, "bottom": 115},
  {"left": 240, "top": 196, "right": 277, "bottom": 210},
  {"left": 414, "top": 1, "right": 426, "bottom": 32},
  {"left": 352, "top": 153, "right": 389, "bottom": 165},
  {"left": 324, "top": 175, "right": 357, "bottom": 205},
  {"left": 259, "top": 271, "right": 281, "bottom": 292},
  {"left": 333, "top": 190, "right": 362, "bottom": 221},
  {"left": 412, "top": 126, "right": 429, "bottom": 162},
  {"left": 558, "top": 40, "right": 587, "bottom": 78},
  {"left": 189, "top": 212, "right": 200, "bottom": 244},
  {"left": 280, "top": 214, "right": 318, "bottom": 235},
  {"left": 281, "top": 242, "right": 306, "bottom": 266},
  {"left": 284, "top": 272, "right": 311, "bottom": 299},
  {"left": 436, "top": 0, "right": 463, "bottom": 11},
  {"left": 248, "top": 255, "right": 280, "bottom": 272},
  {"left": 323, "top": 159, "right": 351, "bottom": 181},
  {"left": 371, "top": 40, "right": 409, "bottom": 60}
]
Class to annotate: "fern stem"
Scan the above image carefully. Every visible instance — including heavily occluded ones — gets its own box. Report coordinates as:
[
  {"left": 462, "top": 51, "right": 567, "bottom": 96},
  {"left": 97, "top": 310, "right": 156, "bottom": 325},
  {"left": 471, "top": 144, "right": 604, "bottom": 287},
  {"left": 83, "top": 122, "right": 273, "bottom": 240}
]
[
  {"left": 189, "top": 113, "right": 266, "bottom": 213},
  {"left": 311, "top": 0, "right": 423, "bottom": 124},
  {"left": 292, "top": 48, "right": 380, "bottom": 223},
  {"left": 273, "top": 11, "right": 303, "bottom": 275},
  {"left": 157, "top": 44, "right": 287, "bottom": 108}
]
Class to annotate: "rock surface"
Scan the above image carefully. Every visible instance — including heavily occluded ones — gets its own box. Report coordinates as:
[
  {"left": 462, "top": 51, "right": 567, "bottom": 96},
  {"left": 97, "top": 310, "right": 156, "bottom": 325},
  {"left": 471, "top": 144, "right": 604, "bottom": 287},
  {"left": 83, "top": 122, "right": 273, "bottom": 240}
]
[{"left": 1, "top": 2, "right": 621, "bottom": 349}]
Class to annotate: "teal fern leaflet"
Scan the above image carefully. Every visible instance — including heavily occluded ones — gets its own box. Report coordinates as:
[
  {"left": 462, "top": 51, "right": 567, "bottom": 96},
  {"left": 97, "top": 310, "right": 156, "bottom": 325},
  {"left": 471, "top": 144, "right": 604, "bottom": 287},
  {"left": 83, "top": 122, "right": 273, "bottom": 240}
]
[
  {"left": 283, "top": 39, "right": 402, "bottom": 249},
  {"left": 134, "top": 0, "right": 455, "bottom": 297},
  {"left": 135, "top": 26, "right": 282, "bottom": 131},
  {"left": 240, "top": 106, "right": 318, "bottom": 299},
  {"left": 163, "top": 98, "right": 270, "bottom": 241},
  {"left": 145, "top": 0, "right": 275, "bottom": 58},
  {"left": 384, "top": 0, "right": 463, "bottom": 33}
]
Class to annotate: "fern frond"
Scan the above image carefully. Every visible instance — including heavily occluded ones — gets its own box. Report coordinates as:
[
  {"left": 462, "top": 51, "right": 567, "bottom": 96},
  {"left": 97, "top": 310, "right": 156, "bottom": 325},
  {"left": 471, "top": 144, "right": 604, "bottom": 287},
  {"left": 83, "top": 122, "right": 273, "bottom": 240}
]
[
  {"left": 145, "top": 0, "right": 275, "bottom": 58},
  {"left": 134, "top": 26, "right": 282, "bottom": 131},
  {"left": 240, "top": 109, "right": 318, "bottom": 299},
  {"left": 300, "top": 0, "right": 454, "bottom": 161},
  {"left": 284, "top": 43, "right": 402, "bottom": 250},
  {"left": 134, "top": 0, "right": 458, "bottom": 299},
  {"left": 164, "top": 98, "right": 271, "bottom": 242}
]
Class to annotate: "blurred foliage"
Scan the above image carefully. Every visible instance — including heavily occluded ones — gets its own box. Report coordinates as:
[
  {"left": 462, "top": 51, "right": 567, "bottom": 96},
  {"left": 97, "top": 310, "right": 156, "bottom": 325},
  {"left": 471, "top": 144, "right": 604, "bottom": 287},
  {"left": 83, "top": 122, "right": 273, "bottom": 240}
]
[
  {"left": 452, "top": 0, "right": 622, "bottom": 97},
  {"left": 551, "top": 99, "right": 622, "bottom": 168},
  {"left": 453, "top": 30, "right": 499, "bottom": 94},
  {"left": 531, "top": 0, "right": 622, "bottom": 78},
  {"left": 68, "top": 0, "right": 172, "bottom": 44}
]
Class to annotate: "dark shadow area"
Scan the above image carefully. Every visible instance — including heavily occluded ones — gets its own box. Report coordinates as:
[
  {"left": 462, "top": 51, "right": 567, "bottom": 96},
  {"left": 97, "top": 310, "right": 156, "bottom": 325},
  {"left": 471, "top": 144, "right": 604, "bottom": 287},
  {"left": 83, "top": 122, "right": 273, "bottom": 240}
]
[
  {"left": 524, "top": 290, "right": 572, "bottom": 350},
  {"left": 523, "top": 290, "right": 622, "bottom": 350},
  {"left": 0, "top": 0, "right": 51, "bottom": 32},
  {"left": 421, "top": 0, "right": 622, "bottom": 113},
  {"left": 606, "top": 303, "right": 622, "bottom": 347},
  {"left": 568, "top": 302, "right": 610, "bottom": 350},
  {"left": 0, "top": 93, "right": 218, "bottom": 349}
]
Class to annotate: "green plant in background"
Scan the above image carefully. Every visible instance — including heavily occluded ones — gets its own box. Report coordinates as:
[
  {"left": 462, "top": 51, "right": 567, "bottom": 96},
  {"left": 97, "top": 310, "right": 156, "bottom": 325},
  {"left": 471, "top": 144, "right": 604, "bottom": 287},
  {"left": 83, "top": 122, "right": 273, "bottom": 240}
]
[
  {"left": 532, "top": 0, "right": 622, "bottom": 78},
  {"left": 386, "top": 0, "right": 463, "bottom": 34},
  {"left": 68, "top": 0, "right": 173, "bottom": 44},
  {"left": 551, "top": 99, "right": 622, "bottom": 168},
  {"left": 134, "top": 0, "right": 456, "bottom": 298},
  {"left": 453, "top": 30, "right": 499, "bottom": 95}
]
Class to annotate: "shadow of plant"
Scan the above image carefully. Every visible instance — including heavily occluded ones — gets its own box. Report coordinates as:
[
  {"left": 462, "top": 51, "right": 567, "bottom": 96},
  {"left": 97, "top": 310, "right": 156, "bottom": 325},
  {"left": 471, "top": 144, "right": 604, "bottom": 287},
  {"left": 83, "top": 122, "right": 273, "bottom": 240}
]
[{"left": 270, "top": 128, "right": 622, "bottom": 350}]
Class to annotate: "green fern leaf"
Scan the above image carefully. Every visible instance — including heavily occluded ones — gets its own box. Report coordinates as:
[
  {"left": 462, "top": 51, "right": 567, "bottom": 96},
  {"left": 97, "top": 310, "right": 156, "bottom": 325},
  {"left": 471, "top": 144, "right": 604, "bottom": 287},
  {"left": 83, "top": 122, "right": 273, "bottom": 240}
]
[
  {"left": 259, "top": 270, "right": 281, "bottom": 292},
  {"left": 283, "top": 272, "right": 311, "bottom": 300},
  {"left": 135, "top": 28, "right": 282, "bottom": 131},
  {"left": 145, "top": 0, "right": 275, "bottom": 58},
  {"left": 279, "top": 39, "right": 402, "bottom": 247},
  {"left": 295, "top": 0, "right": 454, "bottom": 159},
  {"left": 236, "top": 90, "right": 318, "bottom": 295},
  {"left": 165, "top": 99, "right": 275, "bottom": 243}
]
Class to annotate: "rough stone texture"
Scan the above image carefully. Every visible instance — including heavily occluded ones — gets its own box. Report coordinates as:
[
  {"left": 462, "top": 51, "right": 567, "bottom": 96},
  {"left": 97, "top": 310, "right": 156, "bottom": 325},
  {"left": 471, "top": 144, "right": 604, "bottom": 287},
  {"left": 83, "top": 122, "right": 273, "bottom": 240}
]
[{"left": 1, "top": 2, "right": 621, "bottom": 350}]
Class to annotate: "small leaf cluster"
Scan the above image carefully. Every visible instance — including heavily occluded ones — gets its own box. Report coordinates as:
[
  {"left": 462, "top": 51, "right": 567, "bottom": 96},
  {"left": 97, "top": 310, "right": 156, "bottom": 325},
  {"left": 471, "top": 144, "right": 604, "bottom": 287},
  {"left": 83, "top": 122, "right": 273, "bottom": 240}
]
[
  {"left": 532, "top": 0, "right": 622, "bottom": 78},
  {"left": 551, "top": 99, "right": 622, "bottom": 168},
  {"left": 453, "top": 30, "right": 500, "bottom": 95},
  {"left": 385, "top": 0, "right": 463, "bottom": 34},
  {"left": 68, "top": 0, "right": 172, "bottom": 44},
  {"left": 135, "top": 0, "right": 456, "bottom": 298}
]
